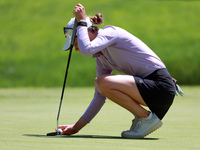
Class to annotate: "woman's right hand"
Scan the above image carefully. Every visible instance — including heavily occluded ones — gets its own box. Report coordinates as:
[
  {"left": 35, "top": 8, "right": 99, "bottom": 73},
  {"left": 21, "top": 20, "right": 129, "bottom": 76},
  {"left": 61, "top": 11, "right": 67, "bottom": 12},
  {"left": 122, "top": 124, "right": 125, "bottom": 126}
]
[
  {"left": 73, "top": 3, "right": 86, "bottom": 22},
  {"left": 57, "top": 125, "right": 78, "bottom": 135},
  {"left": 57, "top": 117, "right": 88, "bottom": 135}
]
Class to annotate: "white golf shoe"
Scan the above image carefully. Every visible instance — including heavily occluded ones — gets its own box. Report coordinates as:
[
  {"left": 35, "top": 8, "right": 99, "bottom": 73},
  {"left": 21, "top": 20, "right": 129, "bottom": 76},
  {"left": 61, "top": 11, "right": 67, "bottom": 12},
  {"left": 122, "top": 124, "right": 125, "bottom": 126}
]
[{"left": 121, "top": 113, "right": 162, "bottom": 139}]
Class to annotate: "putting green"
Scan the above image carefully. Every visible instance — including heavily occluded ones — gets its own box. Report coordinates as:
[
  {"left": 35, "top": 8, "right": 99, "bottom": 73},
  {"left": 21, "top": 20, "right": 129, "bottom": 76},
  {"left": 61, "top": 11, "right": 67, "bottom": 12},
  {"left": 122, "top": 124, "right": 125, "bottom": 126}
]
[{"left": 0, "top": 87, "right": 199, "bottom": 150}]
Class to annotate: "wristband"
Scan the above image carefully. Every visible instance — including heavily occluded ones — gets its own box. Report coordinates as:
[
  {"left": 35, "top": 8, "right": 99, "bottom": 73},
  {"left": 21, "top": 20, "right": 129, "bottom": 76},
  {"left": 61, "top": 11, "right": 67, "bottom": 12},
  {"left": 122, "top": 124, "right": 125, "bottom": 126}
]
[{"left": 77, "top": 21, "right": 87, "bottom": 27}]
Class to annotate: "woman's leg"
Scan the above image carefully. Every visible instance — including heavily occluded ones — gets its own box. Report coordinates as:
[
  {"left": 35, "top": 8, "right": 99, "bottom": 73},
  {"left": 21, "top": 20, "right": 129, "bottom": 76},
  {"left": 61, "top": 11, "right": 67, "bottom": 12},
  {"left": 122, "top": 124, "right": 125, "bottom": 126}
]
[{"left": 96, "top": 74, "right": 150, "bottom": 118}]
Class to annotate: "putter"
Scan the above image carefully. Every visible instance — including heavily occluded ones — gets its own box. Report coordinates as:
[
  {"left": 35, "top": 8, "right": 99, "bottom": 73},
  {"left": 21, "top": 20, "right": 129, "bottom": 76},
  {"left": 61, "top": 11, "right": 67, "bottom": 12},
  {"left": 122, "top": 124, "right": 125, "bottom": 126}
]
[{"left": 47, "top": 19, "right": 78, "bottom": 136}]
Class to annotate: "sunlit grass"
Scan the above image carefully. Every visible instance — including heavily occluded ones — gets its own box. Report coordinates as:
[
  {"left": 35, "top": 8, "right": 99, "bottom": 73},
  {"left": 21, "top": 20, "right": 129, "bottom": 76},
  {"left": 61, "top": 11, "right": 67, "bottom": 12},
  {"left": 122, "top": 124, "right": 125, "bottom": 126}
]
[{"left": 0, "top": 87, "right": 199, "bottom": 150}]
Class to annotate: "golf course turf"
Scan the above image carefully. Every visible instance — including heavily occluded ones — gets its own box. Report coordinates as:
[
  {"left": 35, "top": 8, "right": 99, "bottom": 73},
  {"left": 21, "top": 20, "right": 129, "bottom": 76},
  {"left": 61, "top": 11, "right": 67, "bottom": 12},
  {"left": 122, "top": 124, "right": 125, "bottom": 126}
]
[{"left": 0, "top": 87, "right": 199, "bottom": 150}]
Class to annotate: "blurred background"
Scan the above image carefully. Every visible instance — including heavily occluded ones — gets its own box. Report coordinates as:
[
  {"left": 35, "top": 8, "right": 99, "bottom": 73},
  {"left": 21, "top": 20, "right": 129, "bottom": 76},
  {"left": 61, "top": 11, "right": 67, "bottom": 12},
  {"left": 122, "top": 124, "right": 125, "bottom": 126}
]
[{"left": 0, "top": 0, "right": 199, "bottom": 87}]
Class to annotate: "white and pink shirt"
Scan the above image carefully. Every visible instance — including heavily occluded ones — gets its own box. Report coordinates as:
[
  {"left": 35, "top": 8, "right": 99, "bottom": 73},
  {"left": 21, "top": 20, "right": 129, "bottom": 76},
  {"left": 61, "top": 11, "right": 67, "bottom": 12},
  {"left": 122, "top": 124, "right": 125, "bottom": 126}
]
[{"left": 77, "top": 25, "right": 166, "bottom": 122}]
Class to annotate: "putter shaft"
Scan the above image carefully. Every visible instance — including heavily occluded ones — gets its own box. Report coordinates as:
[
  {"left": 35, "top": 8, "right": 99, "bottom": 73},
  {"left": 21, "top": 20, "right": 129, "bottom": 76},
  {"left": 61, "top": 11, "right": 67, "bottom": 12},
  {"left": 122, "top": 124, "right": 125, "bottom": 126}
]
[{"left": 56, "top": 19, "right": 78, "bottom": 131}]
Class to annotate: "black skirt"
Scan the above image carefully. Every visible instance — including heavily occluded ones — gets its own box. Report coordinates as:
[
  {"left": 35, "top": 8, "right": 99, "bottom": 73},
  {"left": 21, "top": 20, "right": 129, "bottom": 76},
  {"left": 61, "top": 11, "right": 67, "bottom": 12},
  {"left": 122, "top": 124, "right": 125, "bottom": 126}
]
[{"left": 134, "top": 68, "right": 176, "bottom": 120}]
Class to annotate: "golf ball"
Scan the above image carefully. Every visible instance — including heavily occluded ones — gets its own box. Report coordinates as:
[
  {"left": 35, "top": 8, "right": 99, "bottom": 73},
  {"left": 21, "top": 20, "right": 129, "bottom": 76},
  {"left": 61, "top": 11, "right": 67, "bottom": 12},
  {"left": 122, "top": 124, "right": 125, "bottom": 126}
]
[{"left": 57, "top": 129, "right": 63, "bottom": 134}]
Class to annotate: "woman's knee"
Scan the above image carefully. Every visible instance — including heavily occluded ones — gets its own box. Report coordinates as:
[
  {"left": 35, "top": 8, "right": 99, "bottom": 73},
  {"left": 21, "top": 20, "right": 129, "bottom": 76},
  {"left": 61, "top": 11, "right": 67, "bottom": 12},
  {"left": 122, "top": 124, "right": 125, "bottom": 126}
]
[{"left": 96, "top": 75, "right": 111, "bottom": 92}]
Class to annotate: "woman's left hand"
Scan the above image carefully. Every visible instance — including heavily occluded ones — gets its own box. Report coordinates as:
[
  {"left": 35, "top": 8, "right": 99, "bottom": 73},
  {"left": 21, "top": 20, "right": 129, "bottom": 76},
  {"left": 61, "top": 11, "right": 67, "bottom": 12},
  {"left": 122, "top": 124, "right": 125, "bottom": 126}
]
[
  {"left": 57, "top": 125, "right": 78, "bottom": 135},
  {"left": 73, "top": 3, "right": 86, "bottom": 22}
]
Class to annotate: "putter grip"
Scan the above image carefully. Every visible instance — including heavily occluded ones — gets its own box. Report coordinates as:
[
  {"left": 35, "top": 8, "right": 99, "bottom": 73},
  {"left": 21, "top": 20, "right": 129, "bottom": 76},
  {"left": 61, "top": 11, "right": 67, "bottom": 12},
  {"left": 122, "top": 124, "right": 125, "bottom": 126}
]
[{"left": 70, "top": 19, "right": 78, "bottom": 47}]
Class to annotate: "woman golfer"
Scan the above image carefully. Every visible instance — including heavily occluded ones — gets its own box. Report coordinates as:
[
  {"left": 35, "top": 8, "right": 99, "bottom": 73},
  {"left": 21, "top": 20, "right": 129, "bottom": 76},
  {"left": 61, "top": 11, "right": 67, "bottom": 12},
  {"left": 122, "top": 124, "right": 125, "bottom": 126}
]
[{"left": 59, "top": 3, "right": 176, "bottom": 138}]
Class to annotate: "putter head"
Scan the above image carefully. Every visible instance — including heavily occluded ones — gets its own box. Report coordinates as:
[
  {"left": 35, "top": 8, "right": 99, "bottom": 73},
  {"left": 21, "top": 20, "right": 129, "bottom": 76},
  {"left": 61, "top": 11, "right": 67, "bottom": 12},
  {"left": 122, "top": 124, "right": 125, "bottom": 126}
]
[{"left": 46, "top": 131, "right": 62, "bottom": 136}]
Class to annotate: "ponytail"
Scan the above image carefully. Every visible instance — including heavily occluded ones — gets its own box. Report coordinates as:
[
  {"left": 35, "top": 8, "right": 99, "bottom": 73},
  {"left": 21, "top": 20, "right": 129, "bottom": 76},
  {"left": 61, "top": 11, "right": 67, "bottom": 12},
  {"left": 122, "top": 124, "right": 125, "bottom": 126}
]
[
  {"left": 88, "top": 13, "right": 103, "bottom": 34},
  {"left": 90, "top": 13, "right": 103, "bottom": 25}
]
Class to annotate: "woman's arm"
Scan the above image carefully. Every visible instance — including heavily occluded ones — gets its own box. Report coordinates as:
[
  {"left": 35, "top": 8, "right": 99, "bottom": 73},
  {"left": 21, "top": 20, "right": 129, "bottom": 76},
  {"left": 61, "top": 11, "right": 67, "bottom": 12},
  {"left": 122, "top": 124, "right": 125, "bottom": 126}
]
[
  {"left": 73, "top": 4, "right": 118, "bottom": 56},
  {"left": 59, "top": 63, "right": 112, "bottom": 135},
  {"left": 81, "top": 63, "right": 112, "bottom": 122},
  {"left": 77, "top": 26, "right": 118, "bottom": 56}
]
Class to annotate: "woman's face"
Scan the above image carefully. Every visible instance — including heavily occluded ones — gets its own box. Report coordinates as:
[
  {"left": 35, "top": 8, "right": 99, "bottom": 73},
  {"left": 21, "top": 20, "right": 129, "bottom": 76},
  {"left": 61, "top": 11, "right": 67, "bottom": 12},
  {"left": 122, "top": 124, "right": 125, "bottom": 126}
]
[{"left": 74, "top": 31, "right": 98, "bottom": 51}]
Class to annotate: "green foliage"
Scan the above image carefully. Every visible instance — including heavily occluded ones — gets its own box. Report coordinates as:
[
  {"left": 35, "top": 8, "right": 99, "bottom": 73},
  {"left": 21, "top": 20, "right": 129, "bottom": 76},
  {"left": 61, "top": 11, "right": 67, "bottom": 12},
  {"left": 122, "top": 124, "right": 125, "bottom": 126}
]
[{"left": 0, "top": 0, "right": 200, "bottom": 87}]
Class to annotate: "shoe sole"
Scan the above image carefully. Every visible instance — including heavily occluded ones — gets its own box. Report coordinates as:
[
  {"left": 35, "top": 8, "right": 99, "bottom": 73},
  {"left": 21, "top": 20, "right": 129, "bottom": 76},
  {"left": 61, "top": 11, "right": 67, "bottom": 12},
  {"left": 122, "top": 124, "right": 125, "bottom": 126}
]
[{"left": 121, "top": 120, "right": 163, "bottom": 139}]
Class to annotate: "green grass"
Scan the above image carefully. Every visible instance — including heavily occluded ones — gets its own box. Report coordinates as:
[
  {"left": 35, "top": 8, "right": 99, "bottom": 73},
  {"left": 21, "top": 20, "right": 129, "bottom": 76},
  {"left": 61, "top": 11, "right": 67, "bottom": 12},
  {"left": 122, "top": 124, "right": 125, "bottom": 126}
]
[
  {"left": 0, "top": 0, "right": 200, "bottom": 87},
  {"left": 0, "top": 87, "right": 199, "bottom": 150}
]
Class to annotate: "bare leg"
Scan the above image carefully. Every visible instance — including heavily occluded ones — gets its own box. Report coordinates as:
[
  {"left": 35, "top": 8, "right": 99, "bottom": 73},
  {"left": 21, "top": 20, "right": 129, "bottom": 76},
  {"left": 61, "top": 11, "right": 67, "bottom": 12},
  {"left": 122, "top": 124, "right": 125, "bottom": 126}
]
[{"left": 96, "top": 74, "right": 150, "bottom": 118}]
